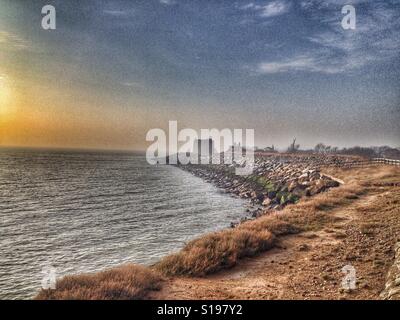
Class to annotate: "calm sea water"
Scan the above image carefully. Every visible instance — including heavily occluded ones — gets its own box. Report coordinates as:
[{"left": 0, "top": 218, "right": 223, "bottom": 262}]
[{"left": 0, "top": 149, "right": 248, "bottom": 299}]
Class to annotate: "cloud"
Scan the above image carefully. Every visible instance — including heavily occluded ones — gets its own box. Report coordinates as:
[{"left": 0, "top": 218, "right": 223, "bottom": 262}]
[
  {"left": 241, "top": 3, "right": 258, "bottom": 10},
  {"left": 241, "top": 1, "right": 290, "bottom": 18},
  {"left": 121, "top": 81, "right": 144, "bottom": 89},
  {"left": 257, "top": 52, "right": 372, "bottom": 74},
  {"left": 300, "top": 0, "right": 367, "bottom": 10},
  {"left": 0, "top": 31, "right": 29, "bottom": 50},
  {"left": 103, "top": 9, "right": 134, "bottom": 16},
  {"left": 257, "top": 0, "right": 400, "bottom": 74},
  {"left": 260, "top": 1, "right": 290, "bottom": 17},
  {"left": 159, "top": 0, "right": 177, "bottom": 5},
  {"left": 259, "top": 55, "right": 319, "bottom": 74}
]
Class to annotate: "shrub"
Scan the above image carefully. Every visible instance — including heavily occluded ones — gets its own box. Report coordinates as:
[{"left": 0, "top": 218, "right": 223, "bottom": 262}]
[
  {"left": 35, "top": 264, "right": 163, "bottom": 300},
  {"left": 156, "top": 229, "right": 275, "bottom": 276}
]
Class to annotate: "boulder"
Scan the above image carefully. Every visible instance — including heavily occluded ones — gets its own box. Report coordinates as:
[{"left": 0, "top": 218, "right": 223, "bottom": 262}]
[
  {"left": 240, "top": 191, "right": 251, "bottom": 198},
  {"left": 250, "top": 191, "right": 264, "bottom": 202},
  {"left": 262, "top": 198, "right": 271, "bottom": 206},
  {"left": 288, "top": 180, "right": 299, "bottom": 192},
  {"left": 298, "top": 172, "right": 308, "bottom": 179},
  {"left": 267, "top": 191, "right": 277, "bottom": 199},
  {"left": 324, "top": 179, "right": 340, "bottom": 188},
  {"left": 292, "top": 186, "right": 307, "bottom": 197}
]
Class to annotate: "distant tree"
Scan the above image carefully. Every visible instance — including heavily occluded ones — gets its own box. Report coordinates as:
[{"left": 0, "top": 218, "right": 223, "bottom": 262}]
[
  {"left": 287, "top": 138, "right": 300, "bottom": 153},
  {"left": 339, "top": 146, "right": 377, "bottom": 158},
  {"left": 314, "top": 143, "right": 338, "bottom": 154},
  {"left": 314, "top": 143, "right": 326, "bottom": 153},
  {"left": 325, "top": 145, "right": 331, "bottom": 153}
]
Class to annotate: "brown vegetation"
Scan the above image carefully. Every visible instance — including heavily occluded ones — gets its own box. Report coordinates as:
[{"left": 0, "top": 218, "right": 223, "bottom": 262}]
[
  {"left": 156, "top": 229, "right": 275, "bottom": 276},
  {"left": 154, "top": 167, "right": 366, "bottom": 277},
  {"left": 35, "top": 264, "right": 163, "bottom": 300}
]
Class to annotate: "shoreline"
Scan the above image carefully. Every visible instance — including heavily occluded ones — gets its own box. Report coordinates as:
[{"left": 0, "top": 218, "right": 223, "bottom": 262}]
[
  {"left": 150, "top": 165, "right": 400, "bottom": 300},
  {"left": 35, "top": 157, "right": 400, "bottom": 300},
  {"left": 175, "top": 153, "right": 342, "bottom": 224}
]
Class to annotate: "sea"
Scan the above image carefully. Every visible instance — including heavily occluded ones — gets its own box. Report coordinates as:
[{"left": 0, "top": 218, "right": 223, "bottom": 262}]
[{"left": 0, "top": 148, "right": 248, "bottom": 299}]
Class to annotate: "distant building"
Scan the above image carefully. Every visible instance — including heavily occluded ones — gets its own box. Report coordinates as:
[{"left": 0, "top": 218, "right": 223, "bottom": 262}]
[{"left": 264, "top": 145, "right": 276, "bottom": 152}]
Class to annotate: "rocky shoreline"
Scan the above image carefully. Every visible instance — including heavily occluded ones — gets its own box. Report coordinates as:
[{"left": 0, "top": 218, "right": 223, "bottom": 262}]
[{"left": 176, "top": 155, "right": 342, "bottom": 225}]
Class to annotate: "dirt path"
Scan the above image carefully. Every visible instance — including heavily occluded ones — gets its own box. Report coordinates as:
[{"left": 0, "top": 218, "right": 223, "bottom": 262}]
[{"left": 151, "top": 166, "right": 400, "bottom": 300}]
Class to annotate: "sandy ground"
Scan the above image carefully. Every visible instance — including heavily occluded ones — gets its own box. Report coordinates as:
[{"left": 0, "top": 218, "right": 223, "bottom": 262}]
[{"left": 151, "top": 166, "right": 400, "bottom": 300}]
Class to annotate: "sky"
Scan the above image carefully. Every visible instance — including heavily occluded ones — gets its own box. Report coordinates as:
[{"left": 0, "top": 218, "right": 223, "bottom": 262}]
[{"left": 0, "top": 0, "right": 399, "bottom": 151}]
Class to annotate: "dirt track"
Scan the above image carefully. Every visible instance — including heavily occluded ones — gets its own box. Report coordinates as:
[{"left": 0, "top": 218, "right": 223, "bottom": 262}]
[{"left": 151, "top": 166, "right": 400, "bottom": 300}]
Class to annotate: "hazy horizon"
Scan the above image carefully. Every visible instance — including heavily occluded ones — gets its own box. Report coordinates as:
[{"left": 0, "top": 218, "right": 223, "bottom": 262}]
[
  {"left": 1, "top": 141, "right": 399, "bottom": 154},
  {"left": 1, "top": 0, "right": 399, "bottom": 150}
]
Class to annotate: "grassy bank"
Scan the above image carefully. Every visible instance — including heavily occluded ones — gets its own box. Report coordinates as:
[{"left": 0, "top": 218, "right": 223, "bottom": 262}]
[
  {"left": 35, "top": 264, "right": 163, "bottom": 300},
  {"left": 155, "top": 178, "right": 364, "bottom": 277}
]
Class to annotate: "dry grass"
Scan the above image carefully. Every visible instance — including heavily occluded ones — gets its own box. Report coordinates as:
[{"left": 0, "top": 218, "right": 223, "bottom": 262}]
[
  {"left": 35, "top": 264, "right": 163, "bottom": 300},
  {"left": 238, "top": 181, "right": 366, "bottom": 234},
  {"left": 156, "top": 167, "right": 374, "bottom": 277},
  {"left": 156, "top": 229, "right": 275, "bottom": 276},
  {"left": 153, "top": 166, "right": 400, "bottom": 300}
]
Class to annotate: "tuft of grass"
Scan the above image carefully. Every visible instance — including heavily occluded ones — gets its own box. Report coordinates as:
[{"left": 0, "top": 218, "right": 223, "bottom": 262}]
[
  {"left": 239, "top": 217, "right": 301, "bottom": 236},
  {"left": 35, "top": 264, "right": 163, "bottom": 300},
  {"left": 156, "top": 229, "right": 275, "bottom": 276}
]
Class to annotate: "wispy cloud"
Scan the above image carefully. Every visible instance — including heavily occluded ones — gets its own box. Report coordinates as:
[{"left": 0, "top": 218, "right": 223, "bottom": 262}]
[
  {"left": 259, "top": 55, "right": 320, "bottom": 74},
  {"left": 300, "top": 0, "right": 367, "bottom": 10},
  {"left": 103, "top": 9, "right": 135, "bottom": 17},
  {"left": 258, "top": 52, "right": 372, "bottom": 74},
  {"left": 257, "top": 0, "right": 400, "bottom": 74},
  {"left": 159, "top": 0, "right": 177, "bottom": 5},
  {"left": 240, "top": 1, "right": 290, "bottom": 18},
  {"left": 0, "top": 31, "right": 29, "bottom": 51},
  {"left": 261, "top": 1, "right": 290, "bottom": 17},
  {"left": 121, "top": 81, "right": 144, "bottom": 89}
]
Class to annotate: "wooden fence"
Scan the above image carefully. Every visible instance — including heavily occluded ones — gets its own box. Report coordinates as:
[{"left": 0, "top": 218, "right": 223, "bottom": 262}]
[
  {"left": 325, "top": 158, "right": 400, "bottom": 168},
  {"left": 371, "top": 158, "right": 400, "bottom": 166}
]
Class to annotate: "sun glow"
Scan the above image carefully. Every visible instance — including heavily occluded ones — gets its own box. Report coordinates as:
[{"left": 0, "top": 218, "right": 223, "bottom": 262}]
[{"left": 0, "top": 76, "right": 12, "bottom": 117}]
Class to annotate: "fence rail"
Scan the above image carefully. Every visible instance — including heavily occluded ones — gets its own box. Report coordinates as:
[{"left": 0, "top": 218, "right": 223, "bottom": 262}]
[
  {"left": 325, "top": 158, "right": 400, "bottom": 168},
  {"left": 371, "top": 158, "right": 400, "bottom": 166}
]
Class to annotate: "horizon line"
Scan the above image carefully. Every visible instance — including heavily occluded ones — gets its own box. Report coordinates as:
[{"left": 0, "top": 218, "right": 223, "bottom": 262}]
[
  {"left": 0, "top": 145, "right": 146, "bottom": 153},
  {"left": 0, "top": 143, "right": 399, "bottom": 154}
]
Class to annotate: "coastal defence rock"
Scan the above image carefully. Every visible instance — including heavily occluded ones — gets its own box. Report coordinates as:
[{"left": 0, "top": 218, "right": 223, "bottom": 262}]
[
  {"left": 380, "top": 242, "right": 400, "bottom": 300},
  {"left": 176, "top": 154, "right": 343, "bottom": 220}
]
